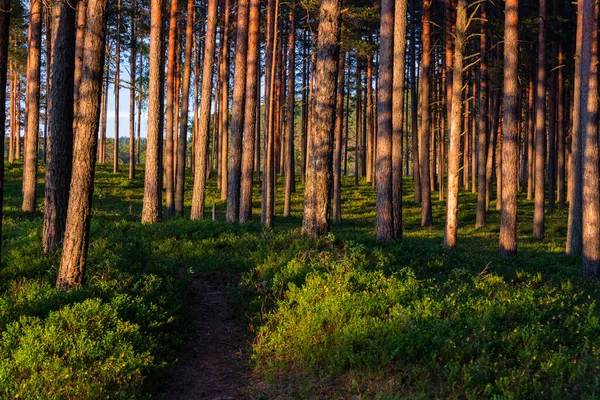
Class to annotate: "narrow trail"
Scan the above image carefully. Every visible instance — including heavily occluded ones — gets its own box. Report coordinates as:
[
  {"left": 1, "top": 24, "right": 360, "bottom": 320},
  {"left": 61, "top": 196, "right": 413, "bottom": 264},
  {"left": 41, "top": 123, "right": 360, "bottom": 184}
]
[{"left": 161, "top": 273, "right": 253, "bottom": 399}]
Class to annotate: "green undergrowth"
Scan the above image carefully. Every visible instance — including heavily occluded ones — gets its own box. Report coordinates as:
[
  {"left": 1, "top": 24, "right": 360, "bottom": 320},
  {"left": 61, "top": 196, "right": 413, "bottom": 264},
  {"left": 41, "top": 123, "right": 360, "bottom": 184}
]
[{"left": 0, "top": 162, "right": 599, "bottom": 399}]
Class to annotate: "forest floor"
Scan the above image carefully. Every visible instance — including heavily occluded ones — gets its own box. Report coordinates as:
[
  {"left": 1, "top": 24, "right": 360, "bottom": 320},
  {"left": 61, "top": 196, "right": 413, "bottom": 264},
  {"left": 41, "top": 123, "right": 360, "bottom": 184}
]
[{"left": 161, "top": 273, "right": 253, "bottom": 399}]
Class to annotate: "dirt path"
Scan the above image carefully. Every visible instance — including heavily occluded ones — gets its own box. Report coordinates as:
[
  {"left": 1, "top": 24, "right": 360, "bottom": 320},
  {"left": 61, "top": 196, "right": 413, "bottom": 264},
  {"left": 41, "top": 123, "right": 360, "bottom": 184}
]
[{"left": 161, "top": 273, "right": 253, "bottom": 399}]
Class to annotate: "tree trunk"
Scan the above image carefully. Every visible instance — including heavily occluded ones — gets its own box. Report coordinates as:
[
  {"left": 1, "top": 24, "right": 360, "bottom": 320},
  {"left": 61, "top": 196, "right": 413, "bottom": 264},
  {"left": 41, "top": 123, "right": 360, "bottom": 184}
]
[
  {"left": 533, "top": 0, "right": 547, "bottom": 239},
  {"left": 333, "top": 51, "right": 345, "bottom": 223},
  {"left": 129, "top": 0, "right": 136, "bottom": 180},
  {"left": 475, "top": 1, "right": 488, "bottom": 227},
  {"left": 141, "top": 0, "right": 165, "bottom": 224},
  {"left": 283, "top": 8, "right": 296, "bottom": 218},
  {"left": 567, "top": 0, "right": 584, "bottom": 256},
  {"left": 190, "top": 0, "right": 218, "bottom": 219},
  {"left": 581, "top": 0, "right": 599, "bottom": 276},
  {"left": 239, "top": 0, "right": 259, "bottom": 223},
  {"left": 302, "top": 0, "right": 341, "bottom": 238},
  {"left": 22, "top": 0, "right": 42, "bottom": 213},
  {"left": 57, "top": 0, "right": 108, "bottom": 288},
  {"left": 225, "top": 0, "right": 249, "bottom": 223},
  {"left": 175, "top": 0, "right": 194, "bottom": 216},
  {"left": 113, "top": 0, "right": 121, "bottom": 174},
  {"left": 73, "top": 0, "right": 86, "bottom": 116},
  {"left": 499, "top": 0, "right": 519, "bottom": 256},
  {"left": 219, "top": 0, "right": 231, "bottom": 201},
  {"left": 410, "top": 0, "right": 420, "bottom": 204},
  {"left": 419, "top": 0, "right": 433, "bottom": 226},
  {"left": 0, "top": 0, "right": 9, "bottom": 261},
  {"left": 376, "top": 0, "right": 394, "bottom": 241},
  {"left": 557, "top": 42, "right": 566, "bottom": 210},
  {"left": 43, "top": 0, "right": 76, "bottom": 253},
  {"left": 164, "top": 0, "right": 178, "bottom": 216},
  {"left": 392, "top": 0, "right": 407, "bottom": 238},
  {"left": 444, "top": 0, "right": 465, "bottom": 249}
]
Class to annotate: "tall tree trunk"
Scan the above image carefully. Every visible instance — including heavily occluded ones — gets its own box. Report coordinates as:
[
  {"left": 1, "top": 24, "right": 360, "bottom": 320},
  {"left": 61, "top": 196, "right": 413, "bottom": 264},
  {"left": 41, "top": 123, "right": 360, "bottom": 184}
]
[
  {"left": 499, "top": 0, "right": 519, "bottom": 256},
  {"left": 533, "top": 0, "right": 547, "bottom": 239},
  {"left": 175, "top": 0, "right": 194, "bottom": 215},
  {"left": 581, "top": 0, "right": 599, "bottom": 276},
  {"left": 0, "top": 0, "right": 9, "bottom": 261},
  {"left": 190, "top": 0, "right": 218, "bottom": 219},
  {"left": 73, "top": 0, "right": 86, "bottom": 116},
  {"left": 547, "top": 45, "right": 557, "bottom": 214},
  {"left": 392, "top": 0, "right": 407, "bottom": 238},
  {"left": 136, "top": 45, "right": 143, "bottom": 164},
  {"left": 410, "top": 0, "right": 420, "bottom": 203},
  {"left": 567, "top": 0, "right": 584, "bottom": 255},
  {"left": 261, "top": 0, "right": 278, "bottom": 227},
  {"left": 366, "top": 52, "right": 374, "bottom": 183},
  {"left": 57, "top": 0, "right": 108, "bottom": 288},
  {"left": 22, "top": 0, "right": 42, "bottom": 213},
  {"left": 443, "top": 0, "right": 465, "bottom": 249},
  {"left": 475, "top": 0, "right": 488, "bottom": 227},
  {"left": 219, "top": 0, "right": 231, "bottom": 201},
  {"left": 333, "top": 51, "right": 345, "bottom": 223},
  {"left": 376, "top": 0, "right": 394, "bottom": 241},
  {"left": 302, "top": 0, "right": 341, "bottom": 237},
  {"left": 557, "top": 42, "right": 566, "bottom": 209},
  {"left": 419, "top": 0, "right": 433, "bottom": 226},
  {"left": 164, "top": 0, "right": 178, "bottom": 216},
  {"left": 129, "top": 0, "right": 136, "bottom": 180},
  {"left": 239, "top": 0, "right": 259, "bottom": 222},
  {"left": 43, "top": 0, "right": 76, "bottom": 253},
  {"left": 225, "top": 0, "right": 249, "bottom": 223},
  {"left": 283, "top": 8, "right": 295, "bottom": 218},
  {"left": 527, "top": 69, "right": 534, "bottom": 199},
  {"left": 99, "top": 65, "right": 108, "bottom": 163},
  {"left": 141, "top": 0, "right": 165, "bottom": 224},
  {"left": 113, "top": 0, "right": 121, "bottom": 174}
]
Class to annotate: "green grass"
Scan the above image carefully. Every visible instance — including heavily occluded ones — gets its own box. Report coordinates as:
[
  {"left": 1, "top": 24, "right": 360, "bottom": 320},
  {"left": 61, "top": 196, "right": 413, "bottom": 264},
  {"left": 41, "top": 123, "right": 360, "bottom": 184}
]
[{"left": 0, "top": 162, "right": 598, "bottom": 399}]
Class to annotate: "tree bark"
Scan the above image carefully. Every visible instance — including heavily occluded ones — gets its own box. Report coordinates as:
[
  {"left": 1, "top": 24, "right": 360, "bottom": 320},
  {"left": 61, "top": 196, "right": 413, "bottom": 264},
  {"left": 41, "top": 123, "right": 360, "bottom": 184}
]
[
  {"left": 225, "top": 0, "right": 249, "bottom": 223},
  {"left": 141, "top": 0, "right": 165, "bottom": 224},
  {"left": 410, "top": 0, "right": 420, "bottom": 204},
  {"left": 175, "top": 0, "right": 194, "bottom": 216},
  {"left": 283, "top": 8, "right": 296, "bottom": 218},
  {"left": 499, "top": 0, "right": 519, "bottom": 256},
  {"left": 581, "top": 0, "right": 599, "bottom": 277},
  {"left": 533, "top": 0, "right": 546, "bottom": 239},
  {"left": 129, "top": 0, "right": 136, "bottom": 180},
  {"left": 557, "top": 42, "right": 566, "bottom": 210},
  {"left": 333, "top": 51, "right": 345, "bottom": 223},
  {"left": 73, "top": 0, "right": 86, "bottom": 116},
  {"left": 219, "top": 0, "right": 231, "bottom": 201},
  {"left": 0, "top": 0, "right": 9, "bottom": 261},
  {"left": 190, "top": 0, "right": 218, "bottom": 219},
  {"left": 419, "top": 0, "right": 433, "bottom": 226},
  {"left": 57, "top": 0, "right": 108, "bottom": 288},
  {"left": 43, "top": 0, "right": 76, "bottom": 253},
  {"left": 113, "top": 0, "right": 121, "bottom": 174},
  {"left": 239, "top": 0, "right": 260, "bottom": 222},
  {"left": 164, "top": 0, "right": 178, "bottom": 216},
  {"left": 475, "top": 1, "right": 488, "bottom": 228},
  {"left": 443, "top": 0, "right": 465, "bottom": 249},
  {"left": 22, "top": 0, "right": 42, "bottom": 213},
  {"left": 302, "top": 0, "right": 341, "bottom": 238}
]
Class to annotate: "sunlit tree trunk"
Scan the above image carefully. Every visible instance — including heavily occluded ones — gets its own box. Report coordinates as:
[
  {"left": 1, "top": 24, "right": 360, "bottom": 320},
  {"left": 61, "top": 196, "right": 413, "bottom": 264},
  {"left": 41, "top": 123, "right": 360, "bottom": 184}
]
[
  {"left": 175, "top": 0, "right": 194, "bottom": 216},
  {"left": 376, "top": 0, "right": 394, "bottom": 241},
  {"left": 57, "top": 0, "right": 108, "bottom": 288},
  {"left": 190, "top": 0, "right": 218, "bottom": 219},
  {"left": 164, "top": 0, "right": 178, "bottom": 216},
  {"left": 581, "top": 0, "right": 599, "bottom": 276},
  {"left": 141, "top": 0, "right": 165, "bottom": 224},
  {"left": 225, "top": 0, "right": 249, "bottom": 223},
  {"left": 219, "top": 0, "right": 231, "bottom": 201},
  {"left": 0, "top": 0, "right": 9, "bottom": 260},
  {"left": 333, "top": 51, "right": 345, "bottom": 223},
  {"left": 419, "top": 0, "right": 433, "bottom": 226},
  {"left": 499, "top": 0, "right": 519, "bottom": 256},
  {"left": 22, "top": 0, "right": 42, "bottom": 213},
  {"left": 113, "top": 0, "right": 121, "bottom": 174},
  {"left": 43, "top": 0, "right": 76, "bottom": 253},
  {"left": 443, "top": 0, "right": 465, "bottom": 249},
  {"left": 410, "top": 0, "right": 420, "bottom": 204},
  {"left": 73, "top": 0, "right": 86, "bottom": 116},
  {"left": 239, "top": 0, "right": 259, "bottom": 223},
  {"left": 283, "top": 8, "right": 296, "bottom": 218},
  {"left": 475, "top": 0, "right": 488, "bottom": 227},
  {"left": 302, "top": 0, "right": 341, "bottom": 238},
  {"left": 129, "top": 0, "right": 136, "bottom": 180},
  {"left": 567, "top": 0, "right": 584, "bottom": 256},
  {"left": 533, "top": 0, "right": 546, "bottom": 239}
]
